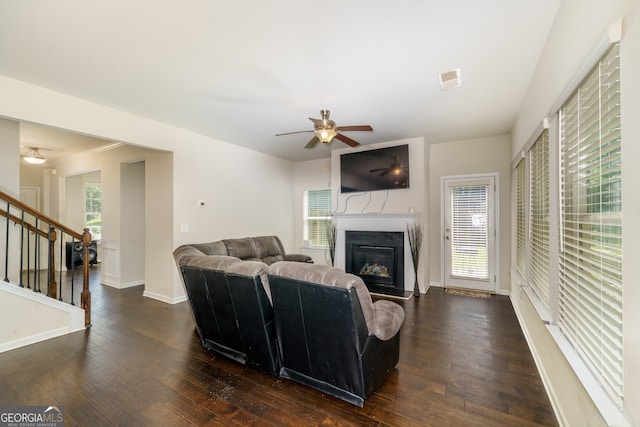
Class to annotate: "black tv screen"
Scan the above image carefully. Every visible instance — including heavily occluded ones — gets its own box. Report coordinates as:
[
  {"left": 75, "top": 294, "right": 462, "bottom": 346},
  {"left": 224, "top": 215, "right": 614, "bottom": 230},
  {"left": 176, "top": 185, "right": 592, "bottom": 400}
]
[{"left": 340, "top": 144, "right": 410, "bottom": 193}]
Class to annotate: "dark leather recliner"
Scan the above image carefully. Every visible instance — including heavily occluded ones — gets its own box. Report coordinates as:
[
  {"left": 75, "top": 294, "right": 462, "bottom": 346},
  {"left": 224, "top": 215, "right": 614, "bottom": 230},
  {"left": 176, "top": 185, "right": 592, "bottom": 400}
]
[
  {"left": 268, "top": 261, "right": 405, "bottom": 407},
  {"left": 174, "top": 245, "right": 279, "bottom": 375}
]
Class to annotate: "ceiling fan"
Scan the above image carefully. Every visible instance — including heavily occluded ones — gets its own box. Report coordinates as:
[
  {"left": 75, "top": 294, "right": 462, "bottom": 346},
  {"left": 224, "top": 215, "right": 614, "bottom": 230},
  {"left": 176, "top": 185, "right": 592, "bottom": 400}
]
[
  {"left": 276, "top": 109, "right": 373, "bottom": 149},
  {"left": 370, "top": 156, "right": 408, "bottom": 176}
]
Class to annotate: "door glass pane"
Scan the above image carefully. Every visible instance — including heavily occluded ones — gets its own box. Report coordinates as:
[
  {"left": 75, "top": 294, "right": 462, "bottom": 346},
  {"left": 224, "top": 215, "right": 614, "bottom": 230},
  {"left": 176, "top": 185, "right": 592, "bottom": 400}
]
[{"left": 450, "top": 185, "right": 489, "bottom": 280}]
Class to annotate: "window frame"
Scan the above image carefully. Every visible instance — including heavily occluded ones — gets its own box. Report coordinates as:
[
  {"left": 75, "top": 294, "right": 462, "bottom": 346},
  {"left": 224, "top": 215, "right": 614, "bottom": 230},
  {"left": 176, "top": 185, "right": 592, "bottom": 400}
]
[
  {"left": 303, "top": 188, "right": 332, "bottom": 249},
  {"left": 85, "top": 182, "right": 102, "bottom": 241}
]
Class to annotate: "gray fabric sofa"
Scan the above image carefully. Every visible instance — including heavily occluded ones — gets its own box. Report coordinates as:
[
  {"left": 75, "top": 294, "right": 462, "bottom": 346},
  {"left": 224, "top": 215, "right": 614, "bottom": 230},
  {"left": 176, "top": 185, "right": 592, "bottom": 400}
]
[
  {"left": 185, "top": 235, "right": 313, "bottom": 265},
  {"left": 267, "top": 261, "right": 405, "bottom": 407}
]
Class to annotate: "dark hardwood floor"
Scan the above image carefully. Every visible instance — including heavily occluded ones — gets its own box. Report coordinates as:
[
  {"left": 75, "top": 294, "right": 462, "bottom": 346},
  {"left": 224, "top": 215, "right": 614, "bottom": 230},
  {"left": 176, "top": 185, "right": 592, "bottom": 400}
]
[{"left": 0, "top": 270, "right": 558, "bottom": 426}]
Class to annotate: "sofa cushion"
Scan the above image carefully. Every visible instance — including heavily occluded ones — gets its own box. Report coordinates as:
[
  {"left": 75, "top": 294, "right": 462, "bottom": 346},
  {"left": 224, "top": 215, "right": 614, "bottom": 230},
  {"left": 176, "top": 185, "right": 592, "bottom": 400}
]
[
  {"left": 251, "top": 235, "right": 284, "bottom": 265},
  {"left": 372, "top": 300, "right": 405, "bottom": 341},
  {"left": 223, "top": 237, "right": 259, "bottom": 261},
  {"left": 252, "top": 236, "right": 284, "bottom": 257},
  {"left": 178, "top": 252, "right": 240, "bottom": 271},
  {"left": 188, "top": 241, "right": 228, "bottom": 256}
]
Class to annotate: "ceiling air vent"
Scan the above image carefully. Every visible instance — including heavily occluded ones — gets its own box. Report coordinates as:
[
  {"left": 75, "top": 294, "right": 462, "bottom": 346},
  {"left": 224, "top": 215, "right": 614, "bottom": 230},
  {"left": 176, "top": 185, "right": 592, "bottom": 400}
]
[{"left": 439, "top": 69, "right": 462, "bottom": 90}]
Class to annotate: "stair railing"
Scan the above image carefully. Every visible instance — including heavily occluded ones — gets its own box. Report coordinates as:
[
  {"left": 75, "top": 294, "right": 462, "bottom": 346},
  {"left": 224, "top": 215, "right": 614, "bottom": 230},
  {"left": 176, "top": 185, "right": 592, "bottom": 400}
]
[{"left": 0, "top": 190, "right": 92, "bottom": 327}]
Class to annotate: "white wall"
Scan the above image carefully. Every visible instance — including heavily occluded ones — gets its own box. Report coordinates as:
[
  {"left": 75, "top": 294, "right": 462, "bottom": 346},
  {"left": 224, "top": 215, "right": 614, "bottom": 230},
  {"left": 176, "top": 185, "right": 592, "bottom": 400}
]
[
  {"left": 0, "top": 76, "right": 296, "bottom": 303},
  {"left": 120, "top": 161, "right": 144, "bottom": 286},
  {"left": 428, "top": 135, "right": 511, "bottom": 294},
  {"left": 0, "top": 118, "right": 21, "bottom": 283},
  {"left": 172, "top": 138, "right": 295, "bottom": 247},
  {"left": 0, "top": 282, "right": 85, "bottom": 353},
  {"left": 145, "top": 150, "right": 176, "bottom": 303},
  {"left": 293, "top": 158, "right": 332, "bottom": 265},
  {"left": 510, "top": 0, "right": 640, "bottom": 425},
  {"left": 65, "top": 170, "right": 101, "bottom": 234}
]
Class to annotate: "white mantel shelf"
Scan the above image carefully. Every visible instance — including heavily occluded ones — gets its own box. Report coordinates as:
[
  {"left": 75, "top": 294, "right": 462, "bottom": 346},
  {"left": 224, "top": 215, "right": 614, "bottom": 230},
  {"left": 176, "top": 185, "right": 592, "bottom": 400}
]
[
  {"left": 333, "top": 213, "right": 418, "bottom": 230},
  {"left": 334, "top": 213, "right": 418, "bottom": 292}
]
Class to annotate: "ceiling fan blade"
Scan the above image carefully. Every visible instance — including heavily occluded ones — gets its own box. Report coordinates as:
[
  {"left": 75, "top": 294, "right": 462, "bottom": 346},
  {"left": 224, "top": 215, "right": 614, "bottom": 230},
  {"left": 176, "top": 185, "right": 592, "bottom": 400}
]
[
  {"left": 304, "top": 136, "right": 320, "bottom": 149},
  {"left": 334, "top": 133, "right": 360, "bottom": 147},
  {"left": 337, "top": 125, "right": 373, "bottom": 132},
  {"left": 308, "top": 117, "right": 323, "bottom": 127},
  {"left": 369, "top": 168, "right": 388, "bottom": 173},
  {"left": 275, "top": 130, "right": 313, "bottom": 136}
]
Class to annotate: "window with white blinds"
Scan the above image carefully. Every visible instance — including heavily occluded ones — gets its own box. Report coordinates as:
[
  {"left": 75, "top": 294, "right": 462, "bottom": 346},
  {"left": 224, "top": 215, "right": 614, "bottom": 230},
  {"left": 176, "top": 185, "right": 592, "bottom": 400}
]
[
  {"left": 515, "top": 160, "right": 526, "bottom": 279},
  {"left": 529, "top": 130, "right": 550, "bottom": 307},
  {"left": 450, "top": 185, "right": 489, "bottom": 280},
  {"left": 303, "top": 189, "right": 331, "bottom": 247},
  {"left": 559, "top": 42, "right": 622, "bottom": 404}
]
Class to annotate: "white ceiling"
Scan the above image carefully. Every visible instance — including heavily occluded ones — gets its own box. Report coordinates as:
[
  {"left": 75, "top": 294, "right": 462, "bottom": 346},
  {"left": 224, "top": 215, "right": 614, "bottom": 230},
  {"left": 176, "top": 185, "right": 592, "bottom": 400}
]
[{"left": 0, "top": 1, "right": 561, "bottom": 162}]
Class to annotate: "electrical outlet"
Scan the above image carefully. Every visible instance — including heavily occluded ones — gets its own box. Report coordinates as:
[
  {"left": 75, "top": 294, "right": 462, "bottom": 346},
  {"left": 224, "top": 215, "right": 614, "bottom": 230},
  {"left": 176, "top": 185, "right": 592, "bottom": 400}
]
[{"left": 197, "top": 200, "right": 205, "bottom": 208}]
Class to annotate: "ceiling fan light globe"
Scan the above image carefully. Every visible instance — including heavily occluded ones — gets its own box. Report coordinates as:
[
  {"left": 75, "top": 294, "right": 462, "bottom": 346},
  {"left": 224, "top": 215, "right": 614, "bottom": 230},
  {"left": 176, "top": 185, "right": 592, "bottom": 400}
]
[
  {"left": 316, "top": 128, "right": 337, "bottom": 143},
  {"left": 24, "top": 156, "right": 46, "bottom": 164},
  {"left": 23, "top": 148, "right": 47, "bottom": 164}
]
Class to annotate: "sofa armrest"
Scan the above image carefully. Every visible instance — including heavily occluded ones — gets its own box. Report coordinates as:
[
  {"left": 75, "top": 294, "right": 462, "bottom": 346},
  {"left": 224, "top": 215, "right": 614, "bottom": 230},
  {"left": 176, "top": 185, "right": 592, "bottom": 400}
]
[
  {"left": 372, "top": 300, "right": 405, "bottom": 341},
  {"left": 283, "top": 253, "right": 314, "bottom": 263}
]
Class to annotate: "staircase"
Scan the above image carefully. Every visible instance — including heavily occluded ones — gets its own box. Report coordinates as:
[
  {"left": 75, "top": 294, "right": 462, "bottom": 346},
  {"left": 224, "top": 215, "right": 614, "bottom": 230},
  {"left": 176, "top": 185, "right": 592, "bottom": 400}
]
[{"left": 1, "top": 190, "right": 92, "bottom": 328}]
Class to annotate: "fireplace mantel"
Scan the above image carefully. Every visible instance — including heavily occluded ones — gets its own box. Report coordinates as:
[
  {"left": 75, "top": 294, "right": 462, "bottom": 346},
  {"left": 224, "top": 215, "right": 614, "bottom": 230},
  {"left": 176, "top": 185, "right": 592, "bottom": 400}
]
[{"left": 334, "top": 213, "right": 418, "bottom": 294}]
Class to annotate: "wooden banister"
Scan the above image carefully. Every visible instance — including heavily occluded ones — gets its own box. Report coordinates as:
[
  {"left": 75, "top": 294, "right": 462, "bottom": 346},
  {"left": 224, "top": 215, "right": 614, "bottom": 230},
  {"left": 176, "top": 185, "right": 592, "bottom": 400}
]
[
  {"left": 1, "top": 189, "right": 92, "bottom": 326},
  {"left": 1, "top": 190, "right": 83, "bottom": 240}
]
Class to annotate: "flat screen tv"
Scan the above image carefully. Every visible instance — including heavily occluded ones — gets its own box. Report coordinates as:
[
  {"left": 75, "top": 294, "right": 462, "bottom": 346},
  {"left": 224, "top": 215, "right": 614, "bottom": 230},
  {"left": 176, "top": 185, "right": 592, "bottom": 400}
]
[{"left": 340, "top": 144, "right": 410, "bottom": 193}]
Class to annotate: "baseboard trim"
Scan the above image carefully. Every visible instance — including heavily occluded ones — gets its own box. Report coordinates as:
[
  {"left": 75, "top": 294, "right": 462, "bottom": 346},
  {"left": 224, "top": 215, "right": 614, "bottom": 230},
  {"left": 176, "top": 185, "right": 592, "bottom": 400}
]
[
  {"left": 100, "top": 279, "right": 144, "bottom": 289},
  {"left": 142, "top": 290, "right": 187, "bottom": 305}
]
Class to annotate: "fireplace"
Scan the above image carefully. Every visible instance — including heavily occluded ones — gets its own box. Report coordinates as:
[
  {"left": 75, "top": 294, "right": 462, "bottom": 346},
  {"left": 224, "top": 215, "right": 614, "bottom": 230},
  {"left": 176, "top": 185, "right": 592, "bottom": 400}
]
[
  {"left": 334, "top": 213, "right": 417, "bottom": 298},
  {"left": 345, "top": 231, "right": 404, "bottom": 294}
]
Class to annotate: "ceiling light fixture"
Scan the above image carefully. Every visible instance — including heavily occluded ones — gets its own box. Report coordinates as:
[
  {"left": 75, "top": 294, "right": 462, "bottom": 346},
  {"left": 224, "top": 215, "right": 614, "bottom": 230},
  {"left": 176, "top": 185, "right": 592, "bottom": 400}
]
[
  {"left": 22, "top": 147, "right": 47, "bottom": 164},
  {"left": 315, "top": 128, "right": 337, "bottom": 143}
]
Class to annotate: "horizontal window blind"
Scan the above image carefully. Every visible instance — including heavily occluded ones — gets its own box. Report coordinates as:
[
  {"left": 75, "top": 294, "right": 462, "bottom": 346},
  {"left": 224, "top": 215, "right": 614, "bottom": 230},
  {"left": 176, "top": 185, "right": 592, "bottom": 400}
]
[
  {"left": 304, "top": 189, "right": 331, "bottom": 247},
  {"left": 559, "top": 42, "right": 623, "bottom": 405},
  {"left": 515, "top": 160, "right": 526, "bottom": 279},
  {"left": 529, "top": 130, "right": 550, "bottom": 307},
  {"left": 450, "top": 185, "right": 489, "bottom": 280}
]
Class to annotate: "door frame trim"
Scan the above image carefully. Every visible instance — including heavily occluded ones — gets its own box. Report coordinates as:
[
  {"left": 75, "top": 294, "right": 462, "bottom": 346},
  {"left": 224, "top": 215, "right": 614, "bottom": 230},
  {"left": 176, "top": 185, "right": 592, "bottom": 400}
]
[{"left": 440, "top": 173, "right": 500, "bottom": 293}]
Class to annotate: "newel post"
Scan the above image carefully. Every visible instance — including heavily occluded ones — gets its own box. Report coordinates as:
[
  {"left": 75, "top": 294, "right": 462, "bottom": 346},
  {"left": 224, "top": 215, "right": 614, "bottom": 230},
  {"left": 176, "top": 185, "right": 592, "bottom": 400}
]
[{"left": 81, "top": 228, "right": 92, "bottom": 327}]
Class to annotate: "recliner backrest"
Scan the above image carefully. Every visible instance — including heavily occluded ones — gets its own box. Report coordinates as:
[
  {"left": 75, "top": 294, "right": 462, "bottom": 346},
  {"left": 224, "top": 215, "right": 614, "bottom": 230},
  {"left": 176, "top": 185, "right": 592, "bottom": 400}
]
[
  {"left": 176, "top": 254, "right": 242, "bottom": 353},
  {"left": 222, "top": 237, "right": 260, "bottom": 261},
  {"left": 267, "top": 261, "right": 376, "bottom": 334},
  {"left": 225, "top": 260, "right": 279, "bottom": 374},
  {"left": 252, "top": 235, "right": 286, "bottom": 264}
]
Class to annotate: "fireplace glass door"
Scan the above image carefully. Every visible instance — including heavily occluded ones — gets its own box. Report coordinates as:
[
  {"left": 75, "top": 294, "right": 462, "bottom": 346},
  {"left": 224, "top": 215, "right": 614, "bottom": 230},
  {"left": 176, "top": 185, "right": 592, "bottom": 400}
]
[{"left": 345, "top": 230, "right": 404, "bottom": 293}]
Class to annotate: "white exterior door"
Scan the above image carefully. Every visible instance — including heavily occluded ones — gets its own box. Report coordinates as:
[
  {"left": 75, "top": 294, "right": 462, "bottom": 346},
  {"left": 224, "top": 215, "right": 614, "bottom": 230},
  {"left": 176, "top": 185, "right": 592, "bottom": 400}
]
[{"left": 442, "top": 175, "right": 496, "bottom": 292}]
